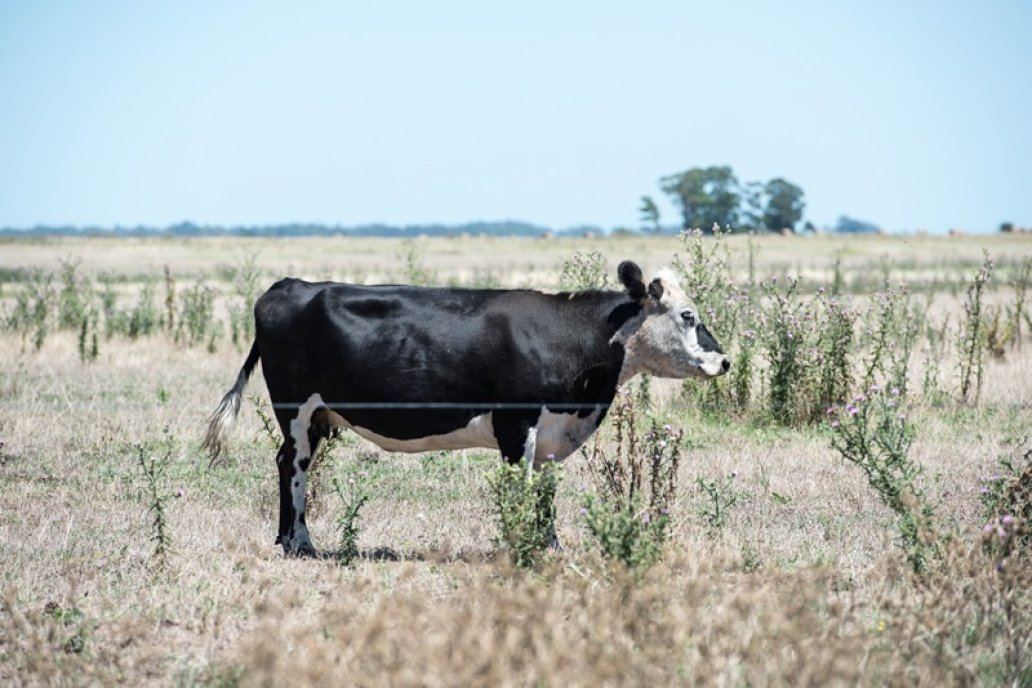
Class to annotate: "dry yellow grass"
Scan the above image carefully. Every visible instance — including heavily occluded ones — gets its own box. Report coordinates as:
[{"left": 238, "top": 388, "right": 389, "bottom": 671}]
[
  {"left": 3, "top": 232, "right": 1030, "bottom": 286},
  {"left": 1, "top": 234, "right": 1030, "bottom": 685}
]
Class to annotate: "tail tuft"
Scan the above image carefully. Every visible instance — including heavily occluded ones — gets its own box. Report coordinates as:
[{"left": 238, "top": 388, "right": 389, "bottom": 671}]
[
  {"left": 203, "top": 387, "right": 243, "bottom": 466},
  {"left": 204, "top": 341, "right": 260, "bottom": 467}
]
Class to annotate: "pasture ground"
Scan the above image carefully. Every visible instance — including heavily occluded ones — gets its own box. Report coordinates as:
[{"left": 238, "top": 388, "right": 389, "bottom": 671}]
[{"left": 1, "top": 233, "right": 1030, "bottom": 686}]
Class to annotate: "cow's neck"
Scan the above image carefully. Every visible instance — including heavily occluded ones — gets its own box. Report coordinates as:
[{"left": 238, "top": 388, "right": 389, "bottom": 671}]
[{"left": 609, "top": 307, "right": 648, "bottom": 385}]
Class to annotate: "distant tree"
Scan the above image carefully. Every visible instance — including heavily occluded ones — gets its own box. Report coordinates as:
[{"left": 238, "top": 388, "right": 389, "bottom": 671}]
[
  {"left": 739, "top": 180, "right": 766, "bottom": 232},
  {"left": 834, "top": 216, "right": 880, "bottom": 234},
  {"left": 1000, "top": 222, "right": 1014, "bottom": 233},
  {"left": 659, "top": 166, "right": 739, "bottom": 233},
  {"left": 763, "top": 178, "right": 805, "bottom": 232},
  {"left": 639, "top": 196, "right": 661, "bottom": 234}
]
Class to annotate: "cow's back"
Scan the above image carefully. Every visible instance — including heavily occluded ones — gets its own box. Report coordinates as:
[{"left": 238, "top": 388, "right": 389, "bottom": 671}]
[{"left": 252, "top": 279, "right": 632, "bottom": 410}]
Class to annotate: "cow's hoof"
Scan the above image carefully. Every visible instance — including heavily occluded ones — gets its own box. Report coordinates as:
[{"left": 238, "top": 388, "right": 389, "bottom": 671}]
[
  {"left": 547, "top": 533, "right": 564, "bottom": 552},
  {"left": 283, "top": 542, "right": 318, "bottom": 558}
]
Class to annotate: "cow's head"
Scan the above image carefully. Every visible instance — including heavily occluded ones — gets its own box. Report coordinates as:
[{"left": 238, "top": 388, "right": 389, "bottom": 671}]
[{"left": 616, "top": 260, "right": 730, "bottom": 382}]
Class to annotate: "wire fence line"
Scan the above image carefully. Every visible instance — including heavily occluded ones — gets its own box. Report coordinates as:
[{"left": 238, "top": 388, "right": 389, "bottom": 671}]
[{"left": 0, "top": 401, "right": 612, "bottom": 411}]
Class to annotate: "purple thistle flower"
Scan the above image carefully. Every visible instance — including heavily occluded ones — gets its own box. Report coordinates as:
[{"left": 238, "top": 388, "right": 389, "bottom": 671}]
[
  {"left": 982, "top": 523, "right": 994, "bottom": 534},
  {"left": 831, "top": 420, "right": 839, "bottom": 428},
  {"left": 1002, "top": 514, "right": 1015, "bottom": 525}
]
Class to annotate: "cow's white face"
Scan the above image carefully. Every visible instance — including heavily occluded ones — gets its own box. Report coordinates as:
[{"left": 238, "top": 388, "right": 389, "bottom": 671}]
[{"left": 615, "top": 263, "right": 730, "bottom": 383}]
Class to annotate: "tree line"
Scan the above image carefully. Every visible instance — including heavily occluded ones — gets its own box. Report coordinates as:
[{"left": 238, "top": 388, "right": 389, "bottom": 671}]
[{"left": 640, "top": 165, "right": 807, "bottom": 234}]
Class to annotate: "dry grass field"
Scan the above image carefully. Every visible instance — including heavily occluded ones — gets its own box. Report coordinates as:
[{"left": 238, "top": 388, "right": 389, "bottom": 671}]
[{"left": 1, "top": 233, "right": 1031, "bottom": 686}]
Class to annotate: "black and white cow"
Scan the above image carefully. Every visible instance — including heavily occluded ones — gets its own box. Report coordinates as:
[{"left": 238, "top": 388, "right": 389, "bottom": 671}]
[{"left": 204, "top": 260, "right": 729, "bottom": 555}]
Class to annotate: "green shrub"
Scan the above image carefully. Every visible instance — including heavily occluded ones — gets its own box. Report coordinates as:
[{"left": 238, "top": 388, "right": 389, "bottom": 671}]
[
  {"left": 176, "top": 281, "right": 217, "bottom": 347},
  {"left": 227, "top": 253, "right": 261, "bottom": 348},
  {"left": 6, "top": 269, "right": 54, "bottom": 351},
  {"left": 487, "top": 459, "right": 560, "bottom": 569},
  {"left": 57, "top": 258, "right": 93, "bottom": 330},
  {"left": 397, "top": 239, "right": 435, "bottom": 286}
]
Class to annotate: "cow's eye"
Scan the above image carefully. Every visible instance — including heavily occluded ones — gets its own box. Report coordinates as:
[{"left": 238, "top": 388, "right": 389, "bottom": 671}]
[{"left": 680, "top": 310, "right": 696, "bottom": 327}]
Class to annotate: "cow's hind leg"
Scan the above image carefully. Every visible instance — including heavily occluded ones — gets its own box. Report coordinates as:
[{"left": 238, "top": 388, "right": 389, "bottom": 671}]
[{"left": 279, "top": 394, "right": 328, "bottom": 556}]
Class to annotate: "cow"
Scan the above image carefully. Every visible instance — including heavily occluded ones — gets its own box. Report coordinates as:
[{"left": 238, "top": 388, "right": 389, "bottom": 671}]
[{"left": 203, "top": 260, "right": 729, "bottom": 555}]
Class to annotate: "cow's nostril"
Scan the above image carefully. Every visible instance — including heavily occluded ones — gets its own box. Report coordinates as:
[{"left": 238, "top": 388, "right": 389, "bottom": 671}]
[{"left": 721, "top": 359, "right": 731, "bottom": 372}]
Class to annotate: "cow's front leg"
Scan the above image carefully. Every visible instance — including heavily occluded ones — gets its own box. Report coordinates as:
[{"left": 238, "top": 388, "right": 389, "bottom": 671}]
[
  {"left": 524, "top": 425, "right": 563, "bottom": 551},
  {"left": 496, "top": 412, "right": 561, "bottom": 553},
  {"left": 275, "top": 440, "right": 294, "bottom": 547}
]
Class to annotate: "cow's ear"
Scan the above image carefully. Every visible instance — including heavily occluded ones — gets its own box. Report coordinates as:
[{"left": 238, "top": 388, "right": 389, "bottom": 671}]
[
  {"left": 618, "top": 261, "right": 647, "bottom": 301},
  {"left": 647, "top": 278, "right": 665, "bottom": 301}
]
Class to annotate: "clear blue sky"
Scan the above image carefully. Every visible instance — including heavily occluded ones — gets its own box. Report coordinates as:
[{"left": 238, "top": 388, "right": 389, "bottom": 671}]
[{"left": 1, "top": 1, "right": 1030, "bottom": 233}]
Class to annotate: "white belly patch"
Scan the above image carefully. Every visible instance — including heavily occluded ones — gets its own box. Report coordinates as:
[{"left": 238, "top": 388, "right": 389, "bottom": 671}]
[
  {"left": 344, "top": 412, "right": 498, "bottom": 453},
  {"left": 534, "top": 407, "right": 604, "bottom": 462}
]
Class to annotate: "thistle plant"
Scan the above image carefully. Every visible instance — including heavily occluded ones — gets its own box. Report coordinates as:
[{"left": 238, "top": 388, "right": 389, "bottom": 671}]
[
  {"left": 77, "top": 309, "right": 99, "bottom": 363},
  {"left": 581, "top": 390, "right": 681, "bottom": 569},
  {"left": 136, "top": 428, "right": 175, "bottom": 567},
  {"left": 559, "top": 250, "right": 609, "bottom": 291},
  {"left": 163, "top": 264, "right": 176, "bottom": 333},
  {"left": 249, "top": 394, "right": 282, "bottom": 450},
  {"left": 674, "top": 225, "right": 750, "bottom": 348},
  {"left": 958, "top": 252, "right": 994, "bottom": 404},
  {"left": 331, "top": 465, "right": 372, "bottom": 566},
  {"left": 676, "top": 227, "right": 756, "bottom": 413},
  {"left": 696, "top": 471, "right": 740, "bottom": 530},
  {"left": 813, "top": 287, "right": 856, "bottom": 416},
  {"left": 859, "top": 284, "right": 917, "bottom": 396},
  {"left": 1008, "top": 256, "right": 1031, "bottom": 350},
  {"left": 827, "top": 387, "right": 939, "bottom": 574},
  {"left": 979, "top": 444, "right": 1032, "bottom": 559},
  {"left": 758, "top": 276, "right": 814, "bottom": 424}
]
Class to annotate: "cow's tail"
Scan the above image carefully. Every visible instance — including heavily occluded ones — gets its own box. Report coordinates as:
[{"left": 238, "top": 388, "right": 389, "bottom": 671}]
[{"left": 204, "top": 340, "right": 261, "bottom": 466}]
